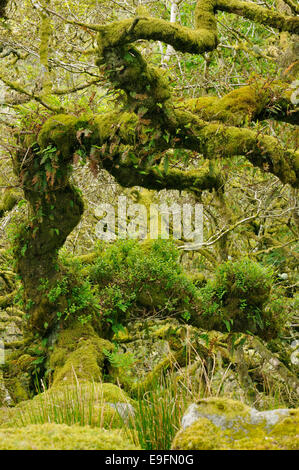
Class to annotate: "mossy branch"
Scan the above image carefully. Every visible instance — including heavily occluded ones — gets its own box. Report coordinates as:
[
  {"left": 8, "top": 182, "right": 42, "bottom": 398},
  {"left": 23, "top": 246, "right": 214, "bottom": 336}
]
[
  {"left": 37, "top": 110, "right": 298, "bottom": 190},
  {"left": 39, "top": 11, "right": 53, "bottom": 97},
  {"left": 39, "top": 0, "right": 298, "bottom": 57},
  {"left": 216, "top": 0, "right": 299, "bottom": 34},
  {"left": 109, "top": 163, "right": 224, "bottom": 194},
  {"left": 182, "top": 82, "right": 299, "bottom": 126},
  {"left": 173, "top": 109, "right": 299, "bottom": 187},
  {"left": 97, "top": 16, "right": 218, "bottom": 56}
]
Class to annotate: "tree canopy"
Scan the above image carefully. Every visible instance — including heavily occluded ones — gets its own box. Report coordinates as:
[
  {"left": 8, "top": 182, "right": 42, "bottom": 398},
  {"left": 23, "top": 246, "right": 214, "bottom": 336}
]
[{"left": 0, "top": 0, "right": 297, "bottom": 335}]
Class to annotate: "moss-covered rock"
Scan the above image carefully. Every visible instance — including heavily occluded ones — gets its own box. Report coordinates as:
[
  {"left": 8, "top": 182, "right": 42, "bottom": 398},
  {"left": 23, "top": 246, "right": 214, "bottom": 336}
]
[
  {"left": 171, "top": 397, "right": 298, "bottom": 450},
  {"left": 4, "top": 351, "right": 38, "bottom": 404},
  {"left": 0, "top": 381, "right": 135, "bottom": 429},
  {"left": 0, "top": 423, "right": 139, "bottom": 450},
  {"left": 6, "top": 381, "right": 134, "bottom": 429},
  {"left": 48, "top": 322, "right": 114, "bottom": 386}
]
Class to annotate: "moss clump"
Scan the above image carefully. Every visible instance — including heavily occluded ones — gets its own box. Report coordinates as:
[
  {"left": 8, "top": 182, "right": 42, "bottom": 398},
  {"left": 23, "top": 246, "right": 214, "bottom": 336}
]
[
  {"left": 0, "top": 423, "right": 139, "bottom": 450},
  {"left": 269, "top": 410, "right": 299, "bottom": 450},
  {"left": 171, "top": 398, "right": 299, "bottom": 450},
  {"left": 4, "top": 352, "right": 39, "bottom": 403},
  {"left": 172, "top": 417, "right": 284, "bottom": 450},
  {"left": 49, "top": 322, "right": 114, "bottom": 386},
  {"left": 172, "top": 417, "right": 227, "bottom": 450},
  {"left": 0, "top": 190, "right": 20, "bottom": 217},
  {"left": 37, "top": 115, "right": 90, "bottom": 160}
]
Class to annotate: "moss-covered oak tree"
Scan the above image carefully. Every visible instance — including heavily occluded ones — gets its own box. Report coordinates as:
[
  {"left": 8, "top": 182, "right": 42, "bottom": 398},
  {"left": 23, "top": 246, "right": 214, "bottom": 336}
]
[{"left": 0, "top": 0, "right": 298, "bottom": 335}]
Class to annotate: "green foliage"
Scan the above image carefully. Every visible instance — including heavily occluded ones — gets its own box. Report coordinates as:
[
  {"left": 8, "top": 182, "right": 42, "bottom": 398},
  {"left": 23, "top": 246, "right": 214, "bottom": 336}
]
[
  {"left": 196, "top": 258, "right": 286, "bottom": 338},
  {"left": 15, "top": 382, "right": 128, "bottom": 430},
  {"left": 38, "top": 260, "right": 99, "bottom": 326},
  {"left": 103, "top": 347, "right": 136, "bottom": 369},
  {"left": 45, "top": 242, "right": 290, "bottom": 339},
  {"left": 89, "top": 239, "right": 199, "bottom": 328},
  {"left": 123, "top": 375, "right": 188, "bottom": 450}
]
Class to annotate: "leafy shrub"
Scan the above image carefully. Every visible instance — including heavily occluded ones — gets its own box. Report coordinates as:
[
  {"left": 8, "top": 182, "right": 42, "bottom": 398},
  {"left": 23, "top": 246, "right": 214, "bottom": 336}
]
[
  {"left": 195, "top": 258, "right": 286, "bottom": 339},
  {"left": 89, "top": 239, "right": 199, "bottom": 328},
  {"left": 48, "top": 243, "right": 289, "bottom": 339},
  {"left": 38, "top": 259, "right": 99, "bottom": 326}
]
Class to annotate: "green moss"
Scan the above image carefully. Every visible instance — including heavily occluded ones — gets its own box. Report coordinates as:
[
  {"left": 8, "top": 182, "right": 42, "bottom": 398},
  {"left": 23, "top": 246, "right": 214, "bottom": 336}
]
[
  {"left": 39, "top": 13, "right": 53, "bottom": 96},
  {"left": 37, "top": 114, "right": 88, "bottom": 159},
  {"left": 216, "top": 0, "right": 299, "bottom": 34},
  {"left": 185, "top": 86, "right": 261, "bottom": 125},
  {"left": 196, "top": 396, "right": 250, "bottom": 417},
  {"left": 8, "top": 381, "right": 134, "bottom": 429},
  {"left": 6, "top": 377, "right": 30, "bottom": 403},
  {"left": 49, "top": 322, "right": 114, "bottom": 386},
  {"left": 0, "top": 423, "right": 139, "bottom": 449},
  {"left": 195, "top": 257, "right": 286, "bottom": 339},
  {"left": 96, "top": 16, "right": 217, "bottom": 57},
  {"left": 12, "top": 149, "right": 85, "bottom": 332},
  {"left": 0, "top": 191, "right": 20, "bottom": 217},
  {"left": 195, "top": 0, "right": 217, "bottom": 33},
  {"left": 172, "top": 398, "right": 299, "bottom": 450},
  {"left": 4, "top": 351, "right": 39, "bottom": 404},
  {"left": 172, "top": 417, "right": 227, "bottom": 450},
  {"left": 173, "top": 108, "right": 299, "bottom": 187},
  {"left": 184, "top": 82, "right": 298, "bottom": 126},
  {"left": 171, "top": 416, "right": 284, "bottom": 449},
  {"left": 269, "top": 410, "right": 299, "bottom": 450}
]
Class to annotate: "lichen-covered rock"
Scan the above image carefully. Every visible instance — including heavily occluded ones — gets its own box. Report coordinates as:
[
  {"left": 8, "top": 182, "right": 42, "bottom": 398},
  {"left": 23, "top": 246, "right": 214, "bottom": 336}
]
[
  {"left": 0, "top": 423, "right": 140, "bottom": 450},
  {"left": 171, "top": 397, "right": 299, "bottom": 450}
]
